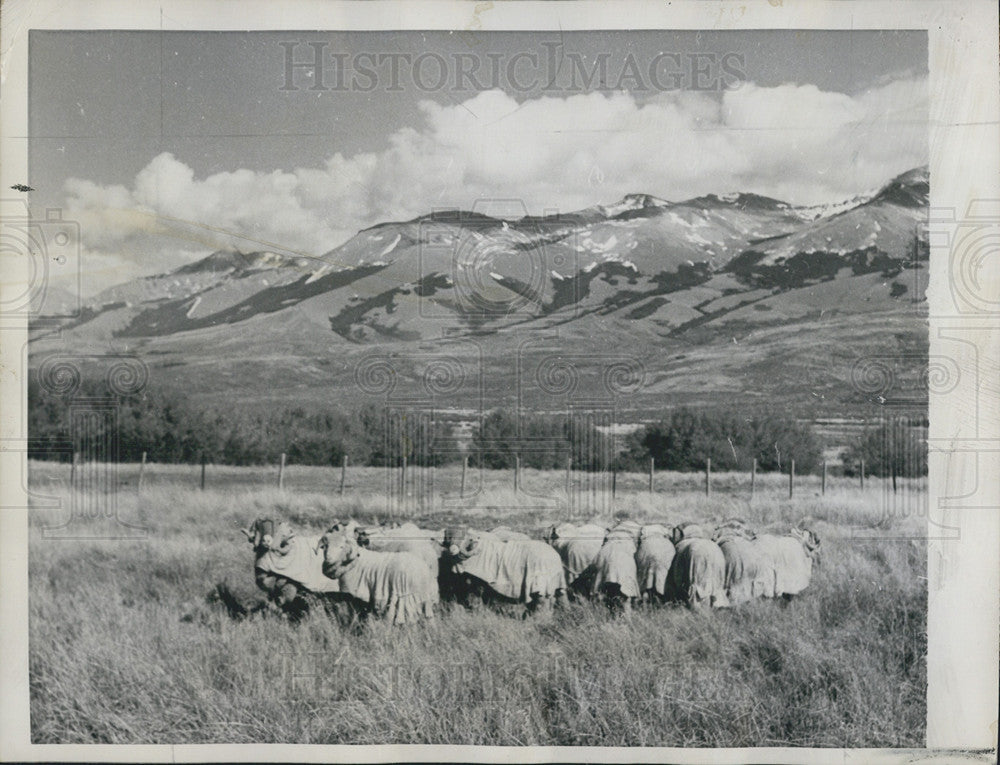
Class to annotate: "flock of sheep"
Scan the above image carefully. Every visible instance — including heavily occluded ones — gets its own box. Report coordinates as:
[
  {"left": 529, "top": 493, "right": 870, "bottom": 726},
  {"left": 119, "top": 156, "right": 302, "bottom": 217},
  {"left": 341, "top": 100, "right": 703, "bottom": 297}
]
[{"left": 239, "top": 517, "right": 822, "bottom": 624}]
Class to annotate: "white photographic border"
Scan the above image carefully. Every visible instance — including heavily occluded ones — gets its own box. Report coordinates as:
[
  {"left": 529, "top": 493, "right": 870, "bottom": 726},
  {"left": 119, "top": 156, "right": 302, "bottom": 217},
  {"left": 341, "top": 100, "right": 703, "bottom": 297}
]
[{"left": 1, "top": 1, "right": 997, "bottom": 761}]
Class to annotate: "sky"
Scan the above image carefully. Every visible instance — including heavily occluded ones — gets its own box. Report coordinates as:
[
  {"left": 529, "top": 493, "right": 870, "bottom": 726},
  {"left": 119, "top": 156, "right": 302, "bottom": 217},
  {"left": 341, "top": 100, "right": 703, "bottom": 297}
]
[{"left": 28, "top": 30, "right": 928, "bottom": 296}]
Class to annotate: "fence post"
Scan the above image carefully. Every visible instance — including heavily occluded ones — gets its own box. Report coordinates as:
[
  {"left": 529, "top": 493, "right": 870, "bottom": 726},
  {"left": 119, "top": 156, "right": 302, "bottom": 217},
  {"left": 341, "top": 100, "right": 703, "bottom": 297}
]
[
  {"left": 611, "top": 464, "right": 617, "bottom": 498},
  {"left": 705, "top": 458, "right": 711, "bottom": 497},
  {"left": 401, "top": 455, "right": 407, "bottom": 507},
  {"left": 428, "top": 463, "right": 435, "bottom": 510},
  {"left": 461, "top": 455, "right": 468, "bottom": 498},
  {"left": 860, "top": 459, "right": 865, "bottom": 489},
  {"left": 565, "top": 455, "right": 571, "bottom": 500},
  {"left": 821, "top": 459, "right": 827, "bottom": 495},
  {"left": 750, "top": 458, "right": 756, "bottom": 498},
  {"left": 138, "top": 451, "right": 147, "bottom": 491},
  {"left": 70, "top": 451, "right": 77, "bottom": 488},
  {"left": 892, "top": 463, "right": 897, "bottom": 494},
  {"left": 278, "top": 452, "right": 286, "bottom": 491},
  {"left": 590, "top": 455, "right": 597, "bottom": 513},
  {"left": 789, "top": 459, "right": 795, "bottom": 499},
  {"left": 514, "top": 454, "right": 521, "bottom": 492},
  {"left": 339, "top": 454, "right": 348, "bottom": 495},
  {"left": 648, "top": 457, "right": 654, "bottom": 493},
  {"left": 200, "top": 453, "right": 206, "bottom": 491}
]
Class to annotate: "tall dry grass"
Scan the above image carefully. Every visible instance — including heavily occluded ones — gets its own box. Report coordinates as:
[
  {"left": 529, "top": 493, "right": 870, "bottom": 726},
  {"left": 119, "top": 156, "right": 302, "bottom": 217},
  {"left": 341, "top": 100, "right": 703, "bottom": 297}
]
[{"left": 27, "top": 461, "right": 926, "bottom": 745}]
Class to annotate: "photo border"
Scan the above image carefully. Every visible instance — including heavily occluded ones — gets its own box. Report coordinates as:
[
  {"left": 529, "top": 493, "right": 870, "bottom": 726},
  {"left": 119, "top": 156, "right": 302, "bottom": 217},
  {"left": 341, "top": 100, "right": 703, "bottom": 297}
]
[{"left": 2, "top": 1, "right": 997, "bottom": 761}]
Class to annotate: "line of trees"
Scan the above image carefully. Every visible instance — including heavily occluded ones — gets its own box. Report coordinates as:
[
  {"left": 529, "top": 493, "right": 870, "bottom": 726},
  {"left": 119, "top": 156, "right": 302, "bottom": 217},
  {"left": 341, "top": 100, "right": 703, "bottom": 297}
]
[
  {"left": 617, "top": 409, "right": 822, "bottom": 473},
  {"left": 29, "top": 377, "right": 379, "bottom": 466},
  {"left": 27, "top": 376, "right": 926, "bottom": 475},
  {"left": 842, "top": 419, "right": 928, "bottom": 478}
]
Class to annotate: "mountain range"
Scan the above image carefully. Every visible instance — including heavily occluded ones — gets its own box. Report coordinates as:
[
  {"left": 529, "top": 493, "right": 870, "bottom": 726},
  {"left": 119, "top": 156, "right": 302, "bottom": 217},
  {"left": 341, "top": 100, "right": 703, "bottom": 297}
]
[{"left": 30, "top": 166, "right": 929, "bottom": 418}]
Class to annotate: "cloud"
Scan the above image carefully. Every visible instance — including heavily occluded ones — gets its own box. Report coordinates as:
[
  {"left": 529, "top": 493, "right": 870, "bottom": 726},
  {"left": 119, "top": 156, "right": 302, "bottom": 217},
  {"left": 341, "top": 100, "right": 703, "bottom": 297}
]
[{"left": 65, "top": 75, "right": 927, "bottom": 291}]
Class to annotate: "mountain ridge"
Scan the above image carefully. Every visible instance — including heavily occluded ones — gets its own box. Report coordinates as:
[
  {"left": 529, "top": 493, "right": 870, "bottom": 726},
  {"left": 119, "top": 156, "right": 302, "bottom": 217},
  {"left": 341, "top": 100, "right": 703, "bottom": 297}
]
[{"left": 30, "top": 166, "right": 929, "bottom": 417}]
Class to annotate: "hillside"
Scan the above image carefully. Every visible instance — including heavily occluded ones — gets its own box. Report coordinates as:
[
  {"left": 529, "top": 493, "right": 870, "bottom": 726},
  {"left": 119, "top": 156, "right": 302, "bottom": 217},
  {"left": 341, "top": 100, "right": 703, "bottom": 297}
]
[{"left": 29, "top": 167, "right": 929, "bottom": 418}]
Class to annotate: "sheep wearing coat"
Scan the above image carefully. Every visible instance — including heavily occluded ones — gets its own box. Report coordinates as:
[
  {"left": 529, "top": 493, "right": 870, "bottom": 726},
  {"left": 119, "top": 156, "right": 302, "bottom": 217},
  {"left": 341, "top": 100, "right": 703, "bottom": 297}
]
[
  {"left": 753, "top": 528, "right": 821, "bottom": 599},
  {"left": 670, "top": 522, "right": 709, "bottom": 545},
  {"left": 242, "top": 518, "right": 341, "bottom": 610},
  {"left": 590, "top": 526, "right": 641, "bottom": 606},
  {"left": 609, "top": 519, "right": 643, "bottom": 543},
  {"left": 635, "top": 524, "right": 676, "bottom": 602},
  {"left": 318, "top": 531, "right": 438, "bottom": 624},
  {"left": 668, "top": 523, "right": 729, "bottom": 609},
  {"left": 445, "top": 529, "right": 567, "bottom": 611},
  {"left": 713, "top": 523, "right": 773, "bottom": 604},
  {"left": 545, "top": 522, "right": 607, "bottom": 594},
  {"left": 354, "top": 522, "right": 442, "bottom": 578},
  {"left": 489, "top": 526, "right": 530, "bottom": 542}
]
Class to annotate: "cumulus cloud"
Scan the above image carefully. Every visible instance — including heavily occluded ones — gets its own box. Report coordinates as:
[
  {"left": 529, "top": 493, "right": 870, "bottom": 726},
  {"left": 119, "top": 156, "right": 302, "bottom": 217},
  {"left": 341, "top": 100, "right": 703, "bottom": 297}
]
[{"left": 65, "top": 75, "right": 927, "bottom": 292}]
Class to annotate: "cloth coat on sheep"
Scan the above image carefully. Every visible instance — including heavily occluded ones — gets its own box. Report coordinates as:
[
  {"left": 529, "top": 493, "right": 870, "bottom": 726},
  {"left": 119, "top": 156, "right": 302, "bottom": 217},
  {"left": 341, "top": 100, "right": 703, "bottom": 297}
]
[
  {"left": 253, "top": 530, "right": 341, "bottom": 594},
  {"left": 362, "top": 523, "right": 441, "bottom": 577},
  {"left": 450, "top": 531, "right": 565, "bottom": 602},
  {"left": 590, "top": 528, "right": 640, "bottom": 599},
  {"left": 321, "top": 532, "right": 438, "bottom": 623},
  {"left": 717, "top": 535, "right": 773, "bottom": 603},
  {"left": 753, "top": 532, "right": 817, "bottom": 597},
  {"left": 489, "top": 526, "right": 530, "bottom": 541},
  {"left": 635, "top": 524, "right": 675, "bottom": 599},
  {"left": 547, "top": 523, "right": 606, "bottom": 585},
  {"left": 668, "top": 537, "right": 729, "bottom": 608},
  {"left": 609, "top": 520, "right": 642, "bottom": 543}
]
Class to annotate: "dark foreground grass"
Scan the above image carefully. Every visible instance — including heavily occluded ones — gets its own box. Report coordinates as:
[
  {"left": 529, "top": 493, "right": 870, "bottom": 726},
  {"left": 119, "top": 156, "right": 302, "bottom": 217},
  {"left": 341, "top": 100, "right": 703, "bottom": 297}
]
[{"left": 27, "top": 470, "right": 926, "bottom": 746}]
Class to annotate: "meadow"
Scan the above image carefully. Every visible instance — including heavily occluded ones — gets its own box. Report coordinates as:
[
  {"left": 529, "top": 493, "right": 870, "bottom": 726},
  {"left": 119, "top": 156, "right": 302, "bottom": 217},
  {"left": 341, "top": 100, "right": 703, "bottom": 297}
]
[{"left": 27, "top": 460, "right": 927, "bottom": 746}]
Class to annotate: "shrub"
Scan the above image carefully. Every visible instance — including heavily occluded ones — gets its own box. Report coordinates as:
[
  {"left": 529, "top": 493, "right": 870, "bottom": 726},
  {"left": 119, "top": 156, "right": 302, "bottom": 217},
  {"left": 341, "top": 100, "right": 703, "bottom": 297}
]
[
  {"left": 842, "top": 418, "right": 927, "bottom": 477},
  {"left": 618, "top": 408, "right": 821, "bottom": 473},
  {"left": 469, "top": 410, "right": 576, "bottom": 470},
  {"left": 27, "top": 375, "right": 459, "bottom": 467}
]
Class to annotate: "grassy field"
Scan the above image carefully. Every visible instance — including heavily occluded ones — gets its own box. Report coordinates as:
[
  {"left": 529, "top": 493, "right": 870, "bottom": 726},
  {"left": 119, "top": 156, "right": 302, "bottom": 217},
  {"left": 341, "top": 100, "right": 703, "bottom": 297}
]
[{"left": 27, "top": 461, "right": 927, "bottom": 746}]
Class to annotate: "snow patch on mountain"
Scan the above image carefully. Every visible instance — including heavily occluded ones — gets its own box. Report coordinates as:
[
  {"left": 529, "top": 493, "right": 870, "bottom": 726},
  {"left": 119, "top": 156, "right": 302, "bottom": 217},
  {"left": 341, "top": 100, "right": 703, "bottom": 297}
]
[
  {"left": 378, "top": 234, "right": 402, "bottom": 258},
  {"left": 793, "top": 189, "right": 880, "bottom": 221},
  {"left": 599, "top": 193, "right": 670, "bottom": 218},
  {"left": 305, "top": 264, "right": 334, "bottom": 285},
  {"left": 248, "top": 252, "right": 290, "bottom": 270},
  {"left": 686, "top": 231, "right": 715, "bottom": 247},
  {"left": 592, "top": 234, "right": 618, "bottom": 253},
  {"left": 185, "top": 296, "right": 202, "bottom": 319}
]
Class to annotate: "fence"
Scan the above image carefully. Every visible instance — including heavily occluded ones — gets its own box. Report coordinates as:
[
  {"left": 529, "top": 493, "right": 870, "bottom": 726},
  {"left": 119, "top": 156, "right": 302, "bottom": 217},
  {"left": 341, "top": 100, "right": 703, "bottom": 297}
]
[{"left": 54, "top": 450, "right": 898, "bottom": 503}]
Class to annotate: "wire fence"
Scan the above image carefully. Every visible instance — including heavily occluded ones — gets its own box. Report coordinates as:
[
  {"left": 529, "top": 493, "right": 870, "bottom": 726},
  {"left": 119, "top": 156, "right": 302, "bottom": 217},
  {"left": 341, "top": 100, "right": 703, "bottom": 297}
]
[{"left": 41, "top": 450, "right": 925, "bottom": 500}]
